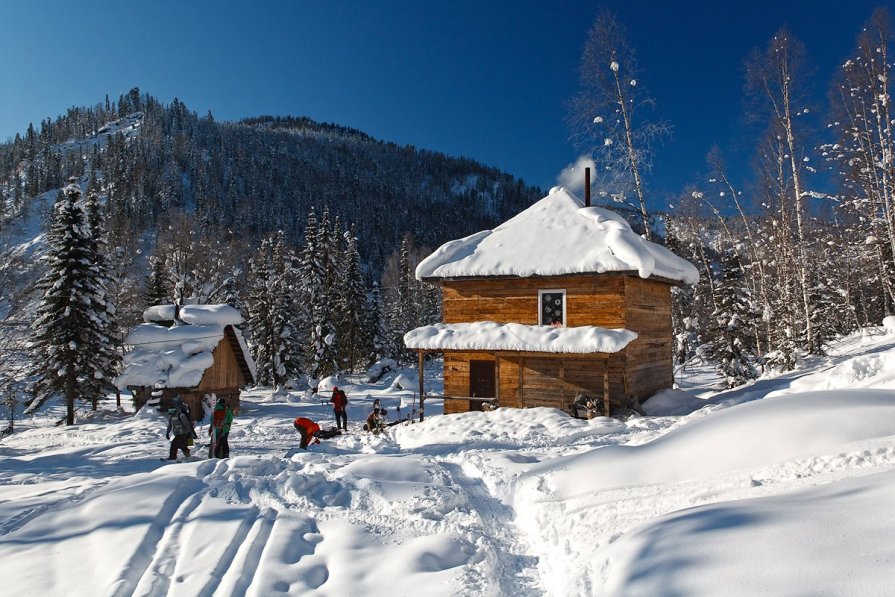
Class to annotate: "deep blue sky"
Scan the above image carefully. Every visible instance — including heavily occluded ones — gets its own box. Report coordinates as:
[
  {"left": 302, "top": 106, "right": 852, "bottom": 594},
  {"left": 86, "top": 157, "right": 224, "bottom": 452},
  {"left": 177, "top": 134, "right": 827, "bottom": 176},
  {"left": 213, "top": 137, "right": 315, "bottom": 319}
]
[{"left": 0, "top": 1, "right": 887, "bottom": 201}]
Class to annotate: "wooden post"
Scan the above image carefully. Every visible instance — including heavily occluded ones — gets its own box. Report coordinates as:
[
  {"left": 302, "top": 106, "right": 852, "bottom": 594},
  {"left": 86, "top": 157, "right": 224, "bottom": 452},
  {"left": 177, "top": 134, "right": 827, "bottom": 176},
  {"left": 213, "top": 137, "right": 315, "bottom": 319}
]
[
  {"left": 559, "top": 357, "right": 566, "bottom": 414},
  {"left": 116, "top": 389, "right": 121, "bottom": 409},
  {"left": 603, "top": 356, "right": 611, "bottom": 416},
  {"left": 418, "top": 350, "right": 425, "bottom": 422},
  {"left": 494, "top": 355, "right": 501, "bottom": 406}
]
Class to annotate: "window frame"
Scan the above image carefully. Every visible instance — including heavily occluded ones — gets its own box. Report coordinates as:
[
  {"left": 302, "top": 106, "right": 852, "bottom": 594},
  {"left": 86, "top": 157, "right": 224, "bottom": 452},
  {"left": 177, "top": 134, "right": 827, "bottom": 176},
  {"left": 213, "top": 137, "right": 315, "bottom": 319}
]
[{"left": 538, "top": 288, "right": 567, "bottom": 326}]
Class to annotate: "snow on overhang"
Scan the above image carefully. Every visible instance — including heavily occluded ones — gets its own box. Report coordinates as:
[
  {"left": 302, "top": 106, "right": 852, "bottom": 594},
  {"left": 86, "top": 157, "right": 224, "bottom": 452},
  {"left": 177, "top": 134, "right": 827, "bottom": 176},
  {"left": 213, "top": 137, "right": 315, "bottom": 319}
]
[{"left": 404, "top": 321, "right": 638, "bottom": 354}]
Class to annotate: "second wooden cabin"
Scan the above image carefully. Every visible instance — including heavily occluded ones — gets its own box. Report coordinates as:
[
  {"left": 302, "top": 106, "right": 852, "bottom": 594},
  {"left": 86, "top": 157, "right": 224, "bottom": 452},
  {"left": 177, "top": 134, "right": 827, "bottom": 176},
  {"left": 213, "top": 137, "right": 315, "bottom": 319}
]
[
  {"left": 115, "top": 304, "right": 256, "bottom": 420},
  {"left": 405, "top": 186, "right": 698, "bottom": 417}
]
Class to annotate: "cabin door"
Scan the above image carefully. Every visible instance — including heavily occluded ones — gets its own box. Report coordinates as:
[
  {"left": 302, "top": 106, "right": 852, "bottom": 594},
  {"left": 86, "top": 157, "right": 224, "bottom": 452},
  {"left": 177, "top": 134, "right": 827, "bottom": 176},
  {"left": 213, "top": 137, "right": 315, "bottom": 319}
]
[{"left": 469, "top": 360, "right": 496, "bottom": 411}]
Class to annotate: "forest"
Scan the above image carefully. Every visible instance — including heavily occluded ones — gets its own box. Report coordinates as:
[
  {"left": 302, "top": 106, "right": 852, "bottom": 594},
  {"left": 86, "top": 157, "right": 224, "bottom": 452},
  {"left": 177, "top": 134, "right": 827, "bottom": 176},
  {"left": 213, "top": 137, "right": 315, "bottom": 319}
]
[
  {"left": 1, "top": 8, "right": 895, "bottom": 420},
  {"left": 568, "top": 8, "right": 895, "bottom": 388}
]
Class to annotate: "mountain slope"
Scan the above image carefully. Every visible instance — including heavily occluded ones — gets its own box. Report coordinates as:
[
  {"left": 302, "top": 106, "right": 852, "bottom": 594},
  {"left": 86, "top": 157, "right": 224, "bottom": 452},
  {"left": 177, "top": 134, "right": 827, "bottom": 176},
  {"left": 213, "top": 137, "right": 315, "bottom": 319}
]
[{"left": 0, "top": 89, "right": 543, "bottom": 276}]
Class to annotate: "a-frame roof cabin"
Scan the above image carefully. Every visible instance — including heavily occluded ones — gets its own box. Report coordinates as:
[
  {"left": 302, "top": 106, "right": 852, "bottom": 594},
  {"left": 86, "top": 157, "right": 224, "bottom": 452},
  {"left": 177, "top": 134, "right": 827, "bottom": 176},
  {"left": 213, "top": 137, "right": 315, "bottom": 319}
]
[{"left": 115, "top": 304, "right": 257, "bottom": 420}]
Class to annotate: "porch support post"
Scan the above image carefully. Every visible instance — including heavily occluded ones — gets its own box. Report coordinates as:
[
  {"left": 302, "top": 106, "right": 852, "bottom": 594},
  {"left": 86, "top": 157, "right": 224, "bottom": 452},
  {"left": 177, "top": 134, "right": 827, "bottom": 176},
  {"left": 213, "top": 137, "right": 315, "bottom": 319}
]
[
  {"left": 418, "top": 350, "right": 426, "bottom": 422},
  {"left": 603, "top": 355, "right": 611, "bottom": 416},
  {"left": 494, "top": 354, "right": 501, "bottom": 406}
]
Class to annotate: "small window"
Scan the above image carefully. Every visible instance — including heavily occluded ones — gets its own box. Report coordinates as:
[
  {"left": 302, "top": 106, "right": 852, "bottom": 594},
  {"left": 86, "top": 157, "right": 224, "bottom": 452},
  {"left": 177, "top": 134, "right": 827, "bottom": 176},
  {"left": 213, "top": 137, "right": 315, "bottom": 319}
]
[{"left": 539, "top": 289, "right": 566, "bottom": 326}]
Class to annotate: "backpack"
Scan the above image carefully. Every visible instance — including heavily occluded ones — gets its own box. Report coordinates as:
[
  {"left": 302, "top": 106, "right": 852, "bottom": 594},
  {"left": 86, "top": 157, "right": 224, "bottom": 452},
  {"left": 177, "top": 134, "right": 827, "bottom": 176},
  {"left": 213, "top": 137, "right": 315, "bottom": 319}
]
[
  {"left": 170, "top": 408, "right": 188, "bottom": 435},
  {"left": 212, "top": 408, "right": 226, "bottom": 430}
]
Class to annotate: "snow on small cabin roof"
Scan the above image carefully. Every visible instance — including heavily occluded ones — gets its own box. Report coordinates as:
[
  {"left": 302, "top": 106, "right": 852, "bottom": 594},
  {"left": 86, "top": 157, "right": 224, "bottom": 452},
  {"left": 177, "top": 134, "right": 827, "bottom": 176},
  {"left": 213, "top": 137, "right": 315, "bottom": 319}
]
[
  {"left": 114, "top": 304, "right": 253, "bottom": 391},
  {"left": 404, "top": 322, "right": 638, "bottom": 354},
  {"left": 416, "top": 186, "right": 699, "bottom": 284},
  {"left": 143, "top": 304, "right": 244, "bottom": 326}
]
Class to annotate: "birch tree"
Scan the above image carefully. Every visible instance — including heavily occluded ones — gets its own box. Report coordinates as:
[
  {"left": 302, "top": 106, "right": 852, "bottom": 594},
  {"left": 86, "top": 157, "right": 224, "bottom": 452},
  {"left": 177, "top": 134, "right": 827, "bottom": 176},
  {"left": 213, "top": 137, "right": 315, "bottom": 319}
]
[{"left": 568, "top": 9, "right": 670, "bottom": 239}]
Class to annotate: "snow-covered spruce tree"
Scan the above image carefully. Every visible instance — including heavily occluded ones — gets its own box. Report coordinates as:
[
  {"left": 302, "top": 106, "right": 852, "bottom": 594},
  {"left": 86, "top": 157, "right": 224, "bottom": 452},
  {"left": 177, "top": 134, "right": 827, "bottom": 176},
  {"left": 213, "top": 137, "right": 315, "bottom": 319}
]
[
  {"left": 82, "top": 190, "right": 122, "bottom": 408},
  {"left": 568, "top": 8, "right": 670, "bottom": 239},
  {"left": 705, "top": 251, "right": 758, "bottom": 387},
  {"left": 335, "top": 225, "right": 372, "bottom": 372},
  {"left": 395, "top": 235, "right": 419, "bottom": 359},
  {"left": 28, "top": 181, "right": 121, "bottom": 424},
  {"left": 246, "top": 231, "right": 300, "bottom": 389},
  {"left": 300, "top": 208, "right": 337, "bottom": 386},
  {"left": 367, "top": 281, "right": 393, "bottom": 363},
  {"left": 271, "top": 230, "right": 302, "bottom": 384},
  {"left": 143, "top": 255, "right": 171, "bottom": 307},
  {"left": 246, "top": 236, "right": 277, "bottom": 386}
]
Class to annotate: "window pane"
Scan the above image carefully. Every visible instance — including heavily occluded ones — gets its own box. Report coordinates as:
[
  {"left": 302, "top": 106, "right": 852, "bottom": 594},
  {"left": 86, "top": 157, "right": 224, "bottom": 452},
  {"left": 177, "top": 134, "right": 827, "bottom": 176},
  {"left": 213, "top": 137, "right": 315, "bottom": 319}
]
[{"left": 541, "top": 291, "right": 564, "bottom": 325}]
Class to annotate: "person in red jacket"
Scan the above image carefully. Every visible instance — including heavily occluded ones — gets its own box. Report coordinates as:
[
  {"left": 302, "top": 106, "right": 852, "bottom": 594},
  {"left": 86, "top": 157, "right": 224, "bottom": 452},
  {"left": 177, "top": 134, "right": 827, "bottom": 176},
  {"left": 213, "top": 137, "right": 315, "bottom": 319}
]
[
  {"left": 293, "top": 417, "right": 321, "bottom": 450},
  {"left": 329, "top": 386, "right": 348, "bottom": 431}
]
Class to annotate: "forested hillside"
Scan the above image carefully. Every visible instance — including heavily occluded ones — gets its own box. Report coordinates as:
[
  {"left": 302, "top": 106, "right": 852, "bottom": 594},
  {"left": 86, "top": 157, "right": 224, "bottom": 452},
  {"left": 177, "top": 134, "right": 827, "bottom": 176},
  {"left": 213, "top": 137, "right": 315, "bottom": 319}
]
[
  {"left": 0, "top": 88, "right": 540, "bottom": 274},
  {"left": 0, "top": 89, "right": 542, "bottom": 408}
]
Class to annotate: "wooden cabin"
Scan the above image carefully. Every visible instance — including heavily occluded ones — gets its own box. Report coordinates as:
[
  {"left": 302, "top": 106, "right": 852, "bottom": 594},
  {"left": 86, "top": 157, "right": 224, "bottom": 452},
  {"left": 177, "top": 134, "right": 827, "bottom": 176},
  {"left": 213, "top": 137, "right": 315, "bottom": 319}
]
[
  {"left": 405, "top": 186, "right": 698, "bottom": 417},
  {"left": 115, "top": 304, "right": 256, "bottom": 421}
]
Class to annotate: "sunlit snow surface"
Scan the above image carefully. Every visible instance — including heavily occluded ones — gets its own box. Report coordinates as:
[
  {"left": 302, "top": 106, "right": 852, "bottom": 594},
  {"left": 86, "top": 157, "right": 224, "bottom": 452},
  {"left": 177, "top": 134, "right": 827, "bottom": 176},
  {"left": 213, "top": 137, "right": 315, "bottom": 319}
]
[{"left": 3, "top": 329, "right": 895, "bottom": 595}]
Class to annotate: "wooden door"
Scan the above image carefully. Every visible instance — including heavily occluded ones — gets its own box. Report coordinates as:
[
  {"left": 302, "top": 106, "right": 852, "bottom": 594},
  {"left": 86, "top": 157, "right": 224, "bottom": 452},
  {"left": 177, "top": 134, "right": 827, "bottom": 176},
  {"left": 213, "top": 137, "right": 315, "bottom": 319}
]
[{"left": 469, "top": 360, "right": 496, "bottom": 398}]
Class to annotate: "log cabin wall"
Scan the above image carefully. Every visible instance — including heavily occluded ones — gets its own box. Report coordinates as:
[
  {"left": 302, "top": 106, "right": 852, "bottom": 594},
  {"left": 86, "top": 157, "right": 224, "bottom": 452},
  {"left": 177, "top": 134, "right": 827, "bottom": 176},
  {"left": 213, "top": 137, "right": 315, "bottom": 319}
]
[
  {"left": 199, "top": 338, "right": 243, "bottom": 390},
  {"left": 442, "top": 275, "right": 628, "bottom": 327},
  {"left": 439, "top": 274, "right": 675, "bottom": 414},
  {"left": 196, "top": 335, "right": 246, "bottom": 414},
  {"left": 446, "top": 353, "right": 627, "bottom": 412},
  {"left": 623, "top": 276, "right": 674, "bottom": 403}
]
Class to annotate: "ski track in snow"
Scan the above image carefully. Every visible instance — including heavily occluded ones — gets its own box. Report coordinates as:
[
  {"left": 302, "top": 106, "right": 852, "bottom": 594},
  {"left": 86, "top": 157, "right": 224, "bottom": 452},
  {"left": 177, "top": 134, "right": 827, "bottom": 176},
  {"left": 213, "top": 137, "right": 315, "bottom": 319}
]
[{"left": 4, "top": 330, "right": 895, "bottom": 595}]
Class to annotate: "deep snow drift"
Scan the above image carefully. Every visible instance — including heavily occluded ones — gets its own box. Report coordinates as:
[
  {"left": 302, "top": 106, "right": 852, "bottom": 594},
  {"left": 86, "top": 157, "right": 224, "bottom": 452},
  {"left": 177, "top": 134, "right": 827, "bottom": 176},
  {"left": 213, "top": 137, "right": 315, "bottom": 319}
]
[{"left": 2, "top": 329, "right": 895, "bottom": 596}]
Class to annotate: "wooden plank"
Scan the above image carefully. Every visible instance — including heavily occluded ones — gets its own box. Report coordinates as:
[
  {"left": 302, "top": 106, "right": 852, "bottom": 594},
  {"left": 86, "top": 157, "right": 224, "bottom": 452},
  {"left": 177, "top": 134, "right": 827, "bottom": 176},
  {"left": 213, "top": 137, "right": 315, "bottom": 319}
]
[{"left": 419, "top": 350, "right": 426, "bottom": 422}]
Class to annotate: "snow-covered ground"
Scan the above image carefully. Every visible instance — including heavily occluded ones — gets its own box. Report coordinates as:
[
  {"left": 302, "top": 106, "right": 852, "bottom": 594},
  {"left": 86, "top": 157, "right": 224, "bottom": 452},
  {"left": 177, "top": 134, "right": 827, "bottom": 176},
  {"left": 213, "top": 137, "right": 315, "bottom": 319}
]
[{"left": 3, "top": 329, "right": 895, "bottom": 595}]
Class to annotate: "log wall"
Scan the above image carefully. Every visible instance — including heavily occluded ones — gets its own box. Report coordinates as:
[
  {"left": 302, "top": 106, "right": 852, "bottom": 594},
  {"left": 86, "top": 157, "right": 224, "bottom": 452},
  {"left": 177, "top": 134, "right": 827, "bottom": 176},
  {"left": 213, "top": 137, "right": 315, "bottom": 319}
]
[
  {"left": 442, "top": 275, "right": 627, "bottom": 327},
  {"left": 438, "top": 274, "right": 676, "bottom": 414},
  {"left": 622, "top": 277, "right": 674, "bottom": 403}
]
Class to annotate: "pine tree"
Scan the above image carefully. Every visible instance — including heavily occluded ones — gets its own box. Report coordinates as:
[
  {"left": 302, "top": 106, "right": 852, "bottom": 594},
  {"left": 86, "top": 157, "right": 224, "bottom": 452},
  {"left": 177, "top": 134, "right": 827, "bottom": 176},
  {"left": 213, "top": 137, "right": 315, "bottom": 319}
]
[
  {"left": 144, "top": 255, "right": 171, "bottom": 307},
  {"left": 271, "top": 231, "right": 302, "bottom": 384},
  {"left": 82, "top": 190, "right": 122, "bottom": 409},
  {"left": 28, "top": 180, "right": 121, "bottom": 423},
  {"left": 368, "top": 282, "right": 392, "bottom": 363},
  {"left": 246, "top": 231, "right": 301, "bottom": 389},
  {"left": 705, "top": 251, "right": 759, "bottom": 387},
  {"left": 246, "top": 236, "right": 277, "bottom": 386},
  {"left": 335, "top": 225, "right": 371, "bottom": 372},
  {"left": 300, "top": 208, "right": 337, "bottom": 386}
]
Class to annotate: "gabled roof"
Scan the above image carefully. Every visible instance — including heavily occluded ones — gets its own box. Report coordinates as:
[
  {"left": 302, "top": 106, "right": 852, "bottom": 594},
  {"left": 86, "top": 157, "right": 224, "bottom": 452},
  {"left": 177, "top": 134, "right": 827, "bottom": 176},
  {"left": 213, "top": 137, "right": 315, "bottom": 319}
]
[
  {"left": 404, "top": 322, "right": 638, "bottom": 354},
  {"left": 114, "top": 304, "right": 256, "bottom": 391},
  {"left": 416, "top": 186, "right": 699, "bottom": 284}
]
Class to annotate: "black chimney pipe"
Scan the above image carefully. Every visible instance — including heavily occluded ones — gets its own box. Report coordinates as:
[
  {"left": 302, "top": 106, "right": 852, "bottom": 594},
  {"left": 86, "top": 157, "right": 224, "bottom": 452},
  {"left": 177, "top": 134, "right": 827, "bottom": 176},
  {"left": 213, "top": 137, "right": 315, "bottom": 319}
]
[{"left": 585, "top": 167, "right": 591, "bottom": 207}]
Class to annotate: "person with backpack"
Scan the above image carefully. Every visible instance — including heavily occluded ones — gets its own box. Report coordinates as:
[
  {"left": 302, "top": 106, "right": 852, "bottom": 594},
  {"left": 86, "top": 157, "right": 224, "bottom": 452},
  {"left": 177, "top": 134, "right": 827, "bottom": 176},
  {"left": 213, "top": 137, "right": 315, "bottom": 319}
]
[
  {"left": 329, "top": 386, "right": 348, "bottom": 431},
  {"left": 293, "top": 417, "right": 321, "bottom": 450},
  {"left": 166, "top": 395, "right": 198, "bottom": 461},
  {"left": 209, "top": 397, "right": 234, "bottom": 458}
]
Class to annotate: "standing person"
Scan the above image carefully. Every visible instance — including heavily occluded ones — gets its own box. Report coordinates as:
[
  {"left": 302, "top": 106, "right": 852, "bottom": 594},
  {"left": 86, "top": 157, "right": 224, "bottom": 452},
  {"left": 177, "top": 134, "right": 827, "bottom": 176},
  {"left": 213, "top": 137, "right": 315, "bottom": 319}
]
[
  {"left": 329, "top": 386, "right": 348, "bottom": 431},
  {"left": 209, "top": 397, "right": 234, "bottom": 458},
  {"left": 293, "top": 417, "right": 321, "bottom": 450},
  {"left": 166, "top": 396, "right": 197, "bottom": 461}
]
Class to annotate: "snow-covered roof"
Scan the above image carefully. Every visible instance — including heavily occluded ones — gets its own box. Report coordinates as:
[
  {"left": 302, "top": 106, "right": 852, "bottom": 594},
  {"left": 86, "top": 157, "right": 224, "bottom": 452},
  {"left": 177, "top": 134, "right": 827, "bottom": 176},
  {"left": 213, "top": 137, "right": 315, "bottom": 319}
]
[
  {"left": 143, "top": 304, "right": 244, "bottom": 326},
  {"left": 416, "top": 186, "right": 699, "bottom": 284},
  {"left": 115, "top": 304, "right": 255, "bottom": 390},
  {"left": 404, "top": 321, "right": 638, "bottom": 354}
]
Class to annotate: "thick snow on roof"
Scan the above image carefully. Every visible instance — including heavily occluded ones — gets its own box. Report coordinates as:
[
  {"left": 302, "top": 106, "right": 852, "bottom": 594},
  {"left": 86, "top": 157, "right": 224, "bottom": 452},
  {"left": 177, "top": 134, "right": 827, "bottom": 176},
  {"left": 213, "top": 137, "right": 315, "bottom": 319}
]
[
  {"left": 404, "top": 321, "right": 637, "bottom": 354},
  {"left": 416, "top": 186, "right": 699, "bottom": 284},
  {"left": 143, "top": 304, "right": 243, "bottom": 326},
  {"left": 115, "top": 304, "right": 249, "bottom": 390}
]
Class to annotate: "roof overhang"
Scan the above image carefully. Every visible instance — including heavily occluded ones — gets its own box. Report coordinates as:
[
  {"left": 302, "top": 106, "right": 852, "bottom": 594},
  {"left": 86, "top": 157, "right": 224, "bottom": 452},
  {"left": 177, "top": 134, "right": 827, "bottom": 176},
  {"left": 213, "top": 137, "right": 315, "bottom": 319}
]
[
  {"left": 421, "top": 270, "right": 685, "bottom": 287},
  {"left": 404, "top": 322, "right": 638, "bottom": 355}
]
